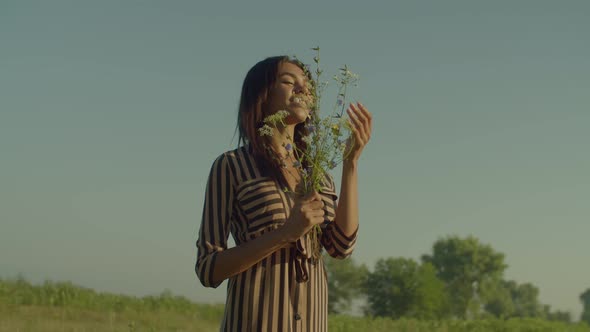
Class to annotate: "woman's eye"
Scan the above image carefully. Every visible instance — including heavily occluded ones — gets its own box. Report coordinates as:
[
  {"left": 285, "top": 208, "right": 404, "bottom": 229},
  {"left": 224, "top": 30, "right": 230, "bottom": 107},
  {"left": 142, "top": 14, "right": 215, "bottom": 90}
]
[{"left": 283, "top": 81, "right": 294, "bottom": 85}]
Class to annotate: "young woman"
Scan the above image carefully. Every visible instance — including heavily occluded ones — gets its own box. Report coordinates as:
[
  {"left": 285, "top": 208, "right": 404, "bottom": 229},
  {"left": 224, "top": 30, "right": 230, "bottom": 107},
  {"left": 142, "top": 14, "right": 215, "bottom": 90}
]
[{"left": 195, "top": 55, "right": 372, "bottom": 331}]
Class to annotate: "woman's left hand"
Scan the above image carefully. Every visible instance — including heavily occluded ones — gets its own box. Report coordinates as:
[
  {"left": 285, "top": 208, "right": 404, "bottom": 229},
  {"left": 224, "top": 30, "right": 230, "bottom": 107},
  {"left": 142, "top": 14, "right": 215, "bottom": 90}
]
[{"left": 345, "top": 101, "right": 373, "bottom": 162}]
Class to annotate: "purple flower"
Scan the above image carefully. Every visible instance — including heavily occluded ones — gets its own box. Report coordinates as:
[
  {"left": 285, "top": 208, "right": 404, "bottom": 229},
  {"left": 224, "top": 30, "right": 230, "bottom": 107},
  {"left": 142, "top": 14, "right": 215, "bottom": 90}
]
[
  {"left": 305, "top": 124, "right": 316, "bottom": 132},
  {"left": 337, "top": 98, "right": 344, "bottom": 106},
  {"left": 293, "top": 160, "right": 301, "bottom": 167},
  {"left": 285, "top": 143, "right": 292, "bottom": 151}
]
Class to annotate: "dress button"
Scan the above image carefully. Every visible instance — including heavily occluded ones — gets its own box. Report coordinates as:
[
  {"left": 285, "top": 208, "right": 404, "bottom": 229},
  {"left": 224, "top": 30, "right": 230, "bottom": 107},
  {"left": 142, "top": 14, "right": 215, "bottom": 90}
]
[{"left": 294, "top": 313, "right": 301, "bottom": 321}]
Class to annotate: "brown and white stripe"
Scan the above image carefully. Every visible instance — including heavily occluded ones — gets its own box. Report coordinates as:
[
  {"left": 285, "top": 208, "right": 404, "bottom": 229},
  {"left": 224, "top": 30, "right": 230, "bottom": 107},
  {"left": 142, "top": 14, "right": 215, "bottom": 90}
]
[{"left": 196, "top": 144, "right": 358, "bottom": 332}]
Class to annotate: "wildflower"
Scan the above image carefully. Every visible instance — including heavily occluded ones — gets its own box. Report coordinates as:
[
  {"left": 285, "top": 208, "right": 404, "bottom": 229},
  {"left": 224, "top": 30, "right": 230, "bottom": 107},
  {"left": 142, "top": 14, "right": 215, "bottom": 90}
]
[
  {"left": 332, "top": 124, "right": 340, "bottom": 132},
  {"left": 258, "top": 47, "right": 359, "bottom": 261},
  {"left": 258, "top": 124, "right": 273, "bottom": 137},
  {"left": 263, "top": 110, "right": 289, "bottom": 127}
]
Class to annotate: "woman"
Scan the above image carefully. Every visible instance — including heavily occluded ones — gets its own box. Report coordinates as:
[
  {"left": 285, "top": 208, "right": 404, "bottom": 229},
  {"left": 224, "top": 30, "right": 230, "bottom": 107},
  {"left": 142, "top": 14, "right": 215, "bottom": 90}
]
[{"left": 195, "top": 55, "right": 372, "bottom": 331}]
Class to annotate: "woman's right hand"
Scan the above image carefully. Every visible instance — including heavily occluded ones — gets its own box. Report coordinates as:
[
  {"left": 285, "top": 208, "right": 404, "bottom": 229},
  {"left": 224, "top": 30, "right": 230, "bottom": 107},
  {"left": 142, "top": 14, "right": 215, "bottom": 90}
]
[{"left": 280, "top": 191, "right": 325, "bottom": 243}]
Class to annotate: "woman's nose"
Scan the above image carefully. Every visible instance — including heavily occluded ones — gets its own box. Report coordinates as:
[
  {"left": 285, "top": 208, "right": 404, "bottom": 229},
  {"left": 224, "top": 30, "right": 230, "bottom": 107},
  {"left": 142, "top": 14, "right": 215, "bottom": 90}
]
[{"left": 294, "top": 83, "right": 309, "bottom": 95}]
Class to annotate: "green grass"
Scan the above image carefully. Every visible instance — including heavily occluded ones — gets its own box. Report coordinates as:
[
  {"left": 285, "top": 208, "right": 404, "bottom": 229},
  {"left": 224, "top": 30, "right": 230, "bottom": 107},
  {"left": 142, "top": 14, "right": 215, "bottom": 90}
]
[
  {"left": 1, "top": 277, "right": 589, "bottom": 332},
  {"left": 0, "top": 303, "right": 221, "bottom": 332}
]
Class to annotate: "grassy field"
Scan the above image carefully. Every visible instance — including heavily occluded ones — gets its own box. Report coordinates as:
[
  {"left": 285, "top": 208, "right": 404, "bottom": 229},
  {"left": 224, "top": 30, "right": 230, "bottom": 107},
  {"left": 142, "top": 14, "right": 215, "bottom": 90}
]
[
  {"left": 2, "top": 304, "right": 590, "bottom": 332},
  {"left": 1, "top": 277, "right": 589, "bottom": 331},
  {"left": 0, "top": 303, "right": 221, "bottom": 332}
]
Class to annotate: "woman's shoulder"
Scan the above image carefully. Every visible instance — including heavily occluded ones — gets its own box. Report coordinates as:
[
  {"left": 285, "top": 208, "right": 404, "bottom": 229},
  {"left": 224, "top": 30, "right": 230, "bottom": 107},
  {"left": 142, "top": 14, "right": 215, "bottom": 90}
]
[
  {"left": 214, "top": 144, "right": 251, "bottom": 163},
  {"left": 208, "top": 144, "right": 259, "bottom": 176},
  {"left": 208, "top": 144, "right": 275, "bottom": 188}
]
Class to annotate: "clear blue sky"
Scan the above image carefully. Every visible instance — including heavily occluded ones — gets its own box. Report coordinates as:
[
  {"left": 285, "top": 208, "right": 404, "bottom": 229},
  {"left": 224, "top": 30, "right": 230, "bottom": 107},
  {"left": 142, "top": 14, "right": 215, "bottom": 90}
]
[{"left": 1, "top": 0, "right": 589, "bottom": 319}]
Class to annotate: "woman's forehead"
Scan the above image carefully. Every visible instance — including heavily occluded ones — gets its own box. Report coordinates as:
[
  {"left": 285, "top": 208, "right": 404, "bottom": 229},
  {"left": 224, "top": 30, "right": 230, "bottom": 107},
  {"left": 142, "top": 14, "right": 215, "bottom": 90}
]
[{"left": 278, "top": 62, "right": 307, "bottom": 79}]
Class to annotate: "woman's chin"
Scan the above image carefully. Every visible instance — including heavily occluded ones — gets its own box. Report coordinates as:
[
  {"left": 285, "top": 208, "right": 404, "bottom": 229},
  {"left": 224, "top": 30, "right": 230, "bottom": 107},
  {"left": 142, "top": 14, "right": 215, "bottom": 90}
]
[{"left": 285, "top": 109, "right": 309, "bottom": 124}]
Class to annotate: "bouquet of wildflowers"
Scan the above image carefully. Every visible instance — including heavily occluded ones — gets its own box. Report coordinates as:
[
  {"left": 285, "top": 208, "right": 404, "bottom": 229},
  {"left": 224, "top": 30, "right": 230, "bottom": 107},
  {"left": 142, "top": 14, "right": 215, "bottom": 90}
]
[{"left": 258, "top": 47, "right": 359, "bottom": 259}]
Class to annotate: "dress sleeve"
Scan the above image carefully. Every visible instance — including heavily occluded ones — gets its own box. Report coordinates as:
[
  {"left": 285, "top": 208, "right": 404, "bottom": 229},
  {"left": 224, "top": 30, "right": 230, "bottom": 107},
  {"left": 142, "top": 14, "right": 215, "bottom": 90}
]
[
  {"left": 319, "top": 173, "right": 358, "bottom": 259},
  {"left": 195, "top": 153, "right": 234, "bottom": 288}
]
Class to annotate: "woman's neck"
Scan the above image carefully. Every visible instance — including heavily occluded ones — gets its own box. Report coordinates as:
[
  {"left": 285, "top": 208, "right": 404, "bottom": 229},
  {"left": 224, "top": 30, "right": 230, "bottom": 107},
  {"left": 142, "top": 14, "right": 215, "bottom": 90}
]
[{"left": 268, "top": 124, "right": 296, "bottom": 158}]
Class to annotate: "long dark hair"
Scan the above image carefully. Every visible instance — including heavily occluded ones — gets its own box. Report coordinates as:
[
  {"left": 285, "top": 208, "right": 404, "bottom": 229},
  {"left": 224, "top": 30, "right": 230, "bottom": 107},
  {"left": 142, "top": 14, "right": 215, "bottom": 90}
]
[{"left": 234, "top": 55, "right": 314, "bottom": 177}]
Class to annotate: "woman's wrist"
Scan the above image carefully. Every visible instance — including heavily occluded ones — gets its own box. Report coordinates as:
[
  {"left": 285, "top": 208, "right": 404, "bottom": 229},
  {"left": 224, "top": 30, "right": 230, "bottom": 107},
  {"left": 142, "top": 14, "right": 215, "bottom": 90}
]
[
  {"left": 343, "top": 159, "right": 358, "bottom": 170},
  {"left": 275, "top": 224, "right": 296, "bottom": 244}
]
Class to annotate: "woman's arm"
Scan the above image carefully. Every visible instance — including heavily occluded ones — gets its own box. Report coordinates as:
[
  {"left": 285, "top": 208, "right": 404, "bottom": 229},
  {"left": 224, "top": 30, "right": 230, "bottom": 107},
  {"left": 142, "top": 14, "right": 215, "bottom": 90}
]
[
  {"left": 333, "top": 160, "right": 359, "bottom": 237},
  {"left": 331, "top": 102, "right": 372, "bottom": 243},
  {"left": 196, "top": 153, "right": 325, "bottom": 288},
  {"left": 209, "top": 192, "right": 324, "bottom": 286},
  {"left": 209, "top": 228, "right": 290, "bottom": 285}
]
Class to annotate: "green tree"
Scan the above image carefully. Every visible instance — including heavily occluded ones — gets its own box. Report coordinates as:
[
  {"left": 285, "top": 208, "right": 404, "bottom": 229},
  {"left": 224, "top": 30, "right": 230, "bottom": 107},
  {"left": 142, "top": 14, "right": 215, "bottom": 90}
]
[
  {"left": 364, "top": 258, "right": 448, "bottom": 319},
  {"left": 324, "top": 254, "right": 368, "bottom": 314},
  {"left": 504, "top": 281, "right": 544, "bottom": 318},
  {"left": 543, "top": 305, "right": 572, "bottom": 323},
  {"left": 580, "top": 288, "right": 590, "bottom": 325},
  {"left": 479, "top": 278, "right": 548, "bottom": 319},
  {"left": 421, "top": 235, "right": 507, "bottom": 319},
  {"left": 480, "top": 278, "right": 515, "bottom": 318}
]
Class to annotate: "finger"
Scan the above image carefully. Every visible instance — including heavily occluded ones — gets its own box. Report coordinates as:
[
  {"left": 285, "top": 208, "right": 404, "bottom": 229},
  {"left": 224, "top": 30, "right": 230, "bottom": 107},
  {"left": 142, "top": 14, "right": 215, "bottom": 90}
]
[
  {"left": 312, "top": 217, "right": 325, "bottom": 225},
  {"left": 302, "top": 190, "right": 318, "bottom": 201},
  {"left": 304, "top": 210, "right": 324, "bottom": 222},
  {"left": 352, "top": 102, "right": 371, "bottom": 140},
  {"left": 357, "top": 102, "right": 372, "bottom": 125},
  {"left": 315, "top": 211, "right": 327, "bottom": 222},
  {"left": 302, "top": 200, "right": 323, "bottom": 212},
  {"left": 347, "top": 107, "right": 363, "bottom": 134},
  {"left": 300, "top": 192, "right": 321, "bottom": 206},
  {"left": 313, "top": 191, "right": 322, "bottom": 201},
  {"left": 354, "top": 127, "right": 366, "bottom": 146},
  {"left": 347, "top": 109, "right": 368, "bottom": 144},
  {"left": 357, "top": 102, "right": 372, "bottom": 139},
  {"left": 345, "top": 120, "right": 362, "bottom": 148},
  {"left": 309, "top": 209, "right": 325, "bottom": 219},
  {"left": 310, "top": 200, "right": 325, "bottom": 209},
  {"left": 351, "top": 103, "right": 368, "bottom": 127}
]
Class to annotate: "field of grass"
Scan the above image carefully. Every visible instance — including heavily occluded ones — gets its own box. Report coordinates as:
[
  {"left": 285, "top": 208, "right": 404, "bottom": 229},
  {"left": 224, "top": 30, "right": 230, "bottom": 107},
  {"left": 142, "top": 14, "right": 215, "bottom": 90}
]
[
  {"left": 1, "top": 277, "right": 589, "bottom": 332},
  {"left": 3, "top": 304, "right": 590, "bottom": 332},
  {"left": 0, "top": 303, "right": 221, "bottom": 332}
]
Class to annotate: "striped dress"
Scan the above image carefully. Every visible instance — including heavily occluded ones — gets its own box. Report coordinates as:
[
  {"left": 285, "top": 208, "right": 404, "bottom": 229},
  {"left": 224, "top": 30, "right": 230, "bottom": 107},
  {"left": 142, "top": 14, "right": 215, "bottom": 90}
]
[{"left": 195, "top": 144, "right": 358, "bottom": 332}]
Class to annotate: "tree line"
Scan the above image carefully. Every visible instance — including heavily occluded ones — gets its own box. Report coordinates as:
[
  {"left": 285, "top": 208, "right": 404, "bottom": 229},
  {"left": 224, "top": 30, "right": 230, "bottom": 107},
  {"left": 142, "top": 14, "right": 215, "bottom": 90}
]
[{"left": 326, "top": 234, "right": 590, "bottom": 324}]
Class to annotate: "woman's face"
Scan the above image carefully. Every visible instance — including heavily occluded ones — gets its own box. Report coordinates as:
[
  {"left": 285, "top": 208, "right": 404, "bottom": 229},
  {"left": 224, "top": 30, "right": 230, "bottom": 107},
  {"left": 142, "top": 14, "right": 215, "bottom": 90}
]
[{"left": 264, "top": 62, "right": 313, "bottom": 124}]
